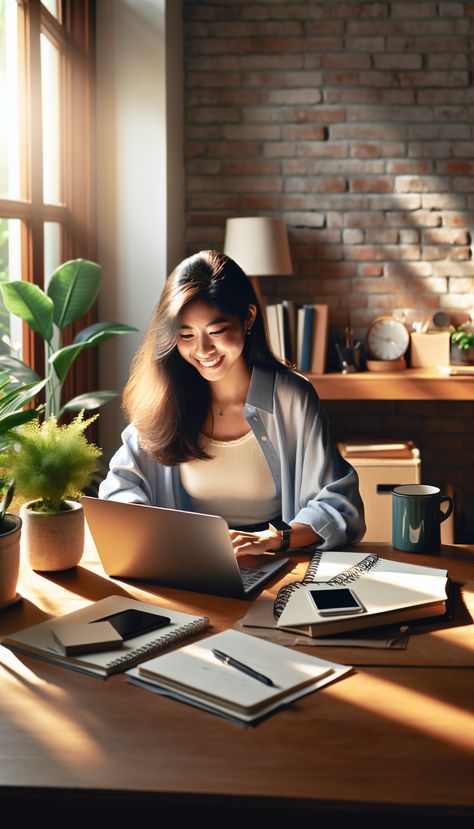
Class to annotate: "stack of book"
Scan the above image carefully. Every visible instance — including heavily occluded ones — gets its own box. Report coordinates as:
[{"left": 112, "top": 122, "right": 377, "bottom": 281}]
[{"left": 266, "top": 301, "right": 329, "bottom": 373}]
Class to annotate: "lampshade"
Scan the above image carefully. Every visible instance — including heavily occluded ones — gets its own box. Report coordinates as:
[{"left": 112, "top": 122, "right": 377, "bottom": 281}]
[{"left": 223, "top": 217, "right": 293, "bottom": 277}]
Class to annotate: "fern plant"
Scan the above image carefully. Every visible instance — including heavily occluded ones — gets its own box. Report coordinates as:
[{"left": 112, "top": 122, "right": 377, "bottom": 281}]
[
  {"left": 0, "top": 412, "right": 102, "bottom": 513},
  {"left": 451, "top": 323, "right": 474, "bottom": 351}
]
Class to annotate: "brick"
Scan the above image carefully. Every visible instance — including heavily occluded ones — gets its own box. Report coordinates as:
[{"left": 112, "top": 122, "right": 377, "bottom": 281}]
[
  {"left": 221, "top": 159, "right": 280, "bottom": 175},
  {"left": 239, "top": 55, "right": 304, "bottom": 70},
  {"left": 354, "top": 278, "right": 407, "bottom": 294},
  {"left": 345, "top": 212, "right": 385, "bottom": 228},
  {"left": 324, "top": 87, "right": 379, "bottom": 104},
  {"left": 449, "top": 247, "right": 471, "bottom": 261},
  {"left": 360, "top": 264, "right": 384, "bottom": 277},
  {"left": 443, "top": 212, "right": 472, "bottom": 227},
  {"left": 351, "top": 143, "right": 381, "bottom": 158},
  {"left": 207, "top": 141, "right": 261, "bottom": 158},
  {"left": 241, "top": 195, "right": 281, "bottom": 211},
  {"left": 436, "top": 160, "right": 474, "bottom": 176},
  {"left": 297, "top": 142, "right": 348, "bottom": 158},
  {"left": 283, "top": 212, "right": 325, "bottom": 228},
  {"left": 281, "top": 125, "right": 327, "bottom": 140},
  {"left": 399, "top": 230, "right": 420, "bottom": 245},
  {"left": 387, "top": 262, "right": 433, "bottom": 277},
  {"left": 449, "top": 278, "right": 474, "bottom": 293},
  {"left": 263, "top": 141, "right": 296, "bottom": 158},
  {"left": 266, "top": 89, "right": 322, "bottom": 105},
  {"left": 186, "top": 72, "right": 241, "bottom": 88},
  {"left": 423, "top": 229, "right": 470, "bottom": 245},
  {"left": 408, "top": 142, "right": 452, "bottom": 159},
  {"left": 187, "top": 107, "right": 240, "bottom": 124},
  {"left": 373, "top": 54, "right": 422, "bottom": 70},
  {"left": 347, "top": 245, "right": 420, "bottom": 261},
  {"left": 440, "top": 294, "right": 474, "bottom": 309},
  {"left": 387, "top": 160, "right": 433, "bottom": 175},
  {"left": 187, "top": 193, "right": 241, "bottom": 211},
  {"left": 186, "top": 159, "right": 221, "bottom": 175},
  {"left": 368, "top": 195, "right": 421, "bottom": 211},
  {"left": 343, "top": 229, "right": 364, "bottom": 244},
  {"left": 385, "top": 212, "right": 441, "bottom": 228},
  {"left": 422, "top": 193, "right": 467, "bottom": 210},
  {"left": 222, "top": 124, "right": 280, "bottom": 140},
  {"left": 245, "top": 70, "right": 321, "bottom": 89},
  {"left": 365, "top": 229, "right": 399, "bottom": 245},
  {"left": 395, "top": 176, "right": 450, "bottom": 193},
  {"left": 320, "top": 53, "right": 371, "bottom": 70},
  {"left": 284, "top": 177, "right": 347, "bottom": 193},
  {"left": 351, "top": 178, "right": 393, "bottom": 193}
]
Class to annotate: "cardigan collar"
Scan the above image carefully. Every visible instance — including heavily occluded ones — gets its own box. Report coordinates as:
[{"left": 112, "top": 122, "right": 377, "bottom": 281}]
[{"left": 245, "top": 364, "right": 276, "bottom": 414}]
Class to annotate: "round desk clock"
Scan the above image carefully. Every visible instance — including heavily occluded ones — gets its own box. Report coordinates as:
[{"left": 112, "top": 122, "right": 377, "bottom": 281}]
[{"left": 365, "top": 315, "right": 410, "bottom": 370}]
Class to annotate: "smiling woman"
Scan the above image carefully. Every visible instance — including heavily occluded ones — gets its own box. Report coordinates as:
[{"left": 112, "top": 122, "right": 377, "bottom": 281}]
[{"left": 99, "top": 250, "right": 366, "bottom": 558}]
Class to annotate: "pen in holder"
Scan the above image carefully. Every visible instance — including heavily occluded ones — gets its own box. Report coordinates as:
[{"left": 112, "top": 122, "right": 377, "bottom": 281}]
[{"left": 336, "top": 343, "right": 364, "bottom": 373}]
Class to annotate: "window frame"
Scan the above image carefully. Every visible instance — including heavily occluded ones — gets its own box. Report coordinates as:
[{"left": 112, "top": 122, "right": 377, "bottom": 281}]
[{"left": 0, "top": 0, "right": 96, "bottom": 391}]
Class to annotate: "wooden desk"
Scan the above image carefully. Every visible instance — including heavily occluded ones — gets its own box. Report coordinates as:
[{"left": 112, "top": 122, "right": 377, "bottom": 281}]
[{"left": 1, "top": 540, "right": 473, "bottom": 828}]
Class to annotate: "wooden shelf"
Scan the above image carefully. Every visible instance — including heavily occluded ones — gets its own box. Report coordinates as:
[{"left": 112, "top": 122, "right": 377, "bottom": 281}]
[{"left": 307, "top": 368, "right": 474, "bottom": 401}]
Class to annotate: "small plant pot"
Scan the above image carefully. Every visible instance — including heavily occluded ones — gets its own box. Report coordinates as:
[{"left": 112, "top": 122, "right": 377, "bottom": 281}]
[
  {"left": 450, "top": 343, "right": 474, "bottom": 365},
  {"left": 0, "top": 514, "right": 22, "bottom": 609},
  {"left": 20, "top": 499, "right": 84, "bottom": 572}
]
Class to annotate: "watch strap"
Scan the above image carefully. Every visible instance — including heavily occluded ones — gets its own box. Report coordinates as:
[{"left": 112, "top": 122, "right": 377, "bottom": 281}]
[{"left": 268, "top": 520, "right": 292, "bottom": 552}]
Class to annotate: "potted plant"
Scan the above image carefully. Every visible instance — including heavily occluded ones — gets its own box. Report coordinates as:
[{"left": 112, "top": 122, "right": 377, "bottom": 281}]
[
  {"left": 0, "top": 377, "right": 45, "bottom": 607},
  {"left": 450, "top": 324, "right": 474, "bottom": 365},
  {"left": 0, "top": 412, "right": 101, "bottom": 572},
  {"left": 0, "top": 258, "right": 137, "bottom": 418}
]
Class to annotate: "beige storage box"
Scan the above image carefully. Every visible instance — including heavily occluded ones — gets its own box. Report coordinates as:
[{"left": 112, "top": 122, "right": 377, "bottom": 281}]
[
  {"left": 338, "top": 441, "right": 453, "bottom": 545},
  {"left": 410, "top": 331, "right": 450, "bottom": 368}
]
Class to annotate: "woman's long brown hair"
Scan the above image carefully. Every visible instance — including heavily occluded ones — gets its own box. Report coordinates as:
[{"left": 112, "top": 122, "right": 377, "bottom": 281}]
[{"left": 122, "top": 250, "right": 281, "bottom": 466}]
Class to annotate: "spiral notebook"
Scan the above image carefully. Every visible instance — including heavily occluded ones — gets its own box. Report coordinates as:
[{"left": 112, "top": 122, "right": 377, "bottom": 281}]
[
  {"left": 241, "top": 551, "right": 448, "bottom": 639},
  {"left": 0, "top": 595, "right": 210, "bottom": 678}
]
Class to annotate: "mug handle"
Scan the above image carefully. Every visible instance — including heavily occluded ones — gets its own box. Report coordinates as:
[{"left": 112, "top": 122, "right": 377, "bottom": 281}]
[{"left": 439, "top": 495, "right": 454, "bottom": 523}]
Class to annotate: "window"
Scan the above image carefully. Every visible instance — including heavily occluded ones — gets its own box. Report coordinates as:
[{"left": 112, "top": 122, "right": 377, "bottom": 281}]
[{"left": 0, "top": 0, "right": 95, "bottom": 387}]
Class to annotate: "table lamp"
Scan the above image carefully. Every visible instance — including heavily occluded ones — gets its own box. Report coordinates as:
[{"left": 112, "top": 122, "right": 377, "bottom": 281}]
[{"left": 223, "top": 217, "right": 293, "bottom": 318}]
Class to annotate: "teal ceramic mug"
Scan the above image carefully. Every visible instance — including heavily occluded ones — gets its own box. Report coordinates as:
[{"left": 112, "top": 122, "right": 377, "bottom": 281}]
[{"left": 392, "top": 484, "right": 454, "bottom": 553}]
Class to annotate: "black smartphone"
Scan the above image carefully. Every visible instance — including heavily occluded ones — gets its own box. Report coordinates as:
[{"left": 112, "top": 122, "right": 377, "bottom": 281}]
[
  {"left": 91, "top": 609, "right": 171, "bottom": 640},
  {"left": 309, "top": 587, "right": 364, "bottom": 616}
]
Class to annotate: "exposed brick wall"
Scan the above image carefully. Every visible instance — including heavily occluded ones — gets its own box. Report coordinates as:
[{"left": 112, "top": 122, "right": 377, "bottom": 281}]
[{"left": 182, "top": 0, "right": 474, "bottom": 539}]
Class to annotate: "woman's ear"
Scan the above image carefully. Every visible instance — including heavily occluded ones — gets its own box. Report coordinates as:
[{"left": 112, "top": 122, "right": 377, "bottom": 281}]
[{"left": 246, "top": 304, "right": 257, "bottom": 332}]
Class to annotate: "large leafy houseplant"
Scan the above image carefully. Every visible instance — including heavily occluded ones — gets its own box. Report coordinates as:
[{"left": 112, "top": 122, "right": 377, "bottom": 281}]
[
  {"left": 0, "top": 259, "right": 137, "bottom": 419},
  {"left": 0, "top": 377, "right": 45, "bottom": 606}
]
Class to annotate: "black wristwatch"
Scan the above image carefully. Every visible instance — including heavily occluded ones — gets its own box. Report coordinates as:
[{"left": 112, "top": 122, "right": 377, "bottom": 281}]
[{"left": 268, "top": 519, "right": 292, "bottom": 552}]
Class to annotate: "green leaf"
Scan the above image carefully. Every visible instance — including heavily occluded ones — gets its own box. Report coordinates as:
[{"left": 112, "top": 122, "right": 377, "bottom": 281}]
[
  {"left": 73, "top": 321, "right": 138, "bottom": 345},
  {"left": 47, "top": 259, "right": 102, "bottom": 329},
  {"left": 1, "top": 281, "right": 54, "bottom": 341},
  {"left": 60, "top": 390, "right": 118, "bottom": 414},
  {"left": 49, "top": 343, "right": 86, "bottom": 384},
  {"left": 50, "top": 322, "right": 138, "bottom": 384},
  {"left": 0, "top": 355, "right": 41, "bottom": 385},
  {"left": 0, "top": 407, "right": 41, "bottom": 434},
  {"left": 0, "top": 378, "right": 47, "bottom": 416}
]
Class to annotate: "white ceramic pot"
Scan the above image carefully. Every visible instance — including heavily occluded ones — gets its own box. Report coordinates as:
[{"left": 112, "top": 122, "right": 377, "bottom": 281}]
[
  {"left": 0, "top": 514, "right": 22, "bottom": 608},
  {"left": 20, "top": 499, "right": 84, "bottom": 572}
]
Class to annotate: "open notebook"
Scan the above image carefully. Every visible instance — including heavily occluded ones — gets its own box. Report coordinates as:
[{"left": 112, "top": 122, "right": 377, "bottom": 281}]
[
  {"left": 127, "top": 628, "right": 351, "bottom": 725},
  {"left": 242, "top": 551, "right": 449, "bottom": 638}
]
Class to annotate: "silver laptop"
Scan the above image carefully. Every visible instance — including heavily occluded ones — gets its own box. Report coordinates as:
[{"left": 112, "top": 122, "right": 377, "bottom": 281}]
[{"left": 81, "top": 497, "right": 289, "bottom": 599}]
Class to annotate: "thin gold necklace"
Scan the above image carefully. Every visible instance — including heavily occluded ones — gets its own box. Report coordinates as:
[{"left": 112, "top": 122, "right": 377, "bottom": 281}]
[{"left": 212, "top": 396, "right": 245, "bottom": 417}]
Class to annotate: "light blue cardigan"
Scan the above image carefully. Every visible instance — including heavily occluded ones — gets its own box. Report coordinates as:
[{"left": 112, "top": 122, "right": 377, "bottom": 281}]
[{"left": 98, "top": 365, "right": 366, "bottom": 550}]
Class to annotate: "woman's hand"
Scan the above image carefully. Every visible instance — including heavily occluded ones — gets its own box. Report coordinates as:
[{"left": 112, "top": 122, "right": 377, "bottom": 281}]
[{"left": 229, "top": 528, "right": 281, "bottom": 557}]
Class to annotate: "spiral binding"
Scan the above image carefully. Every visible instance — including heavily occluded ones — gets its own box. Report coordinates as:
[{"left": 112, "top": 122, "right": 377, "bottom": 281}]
[
  {"left": 105, "top": 616, "right": 210, "bottom": 673},
  {"left": 273, "top": 553, "right": 380, "bottom": 620}
]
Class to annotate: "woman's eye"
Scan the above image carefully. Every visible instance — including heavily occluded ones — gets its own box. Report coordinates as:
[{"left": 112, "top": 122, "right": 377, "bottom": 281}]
[
  {"left": 210, "top": 328, "right": 228, "bottom": 336},
  {"left": 179, "top": 333, "right": 194, "bottom": 340}
]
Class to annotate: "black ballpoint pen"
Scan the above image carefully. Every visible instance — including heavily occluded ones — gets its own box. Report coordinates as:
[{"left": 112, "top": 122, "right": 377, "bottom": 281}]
[{"left": 212, "top": 648, "right": 275, "bottom": 687}]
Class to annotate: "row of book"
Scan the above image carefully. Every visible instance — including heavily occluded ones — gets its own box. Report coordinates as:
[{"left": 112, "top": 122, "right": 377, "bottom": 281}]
[{"left": 266, "top": 301, "right": 329, "bottom": 374}]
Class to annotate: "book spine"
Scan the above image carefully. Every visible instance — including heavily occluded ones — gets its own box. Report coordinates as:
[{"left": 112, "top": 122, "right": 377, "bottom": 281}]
[
  {"left": 273, "top": 553, "right": 380, "bottom": 620},
  {"left": 105, "top": 616, "right": 210, "bottom": 673},
  {"left": 300, "top": 305, "right": 314, "bottom": 372}
]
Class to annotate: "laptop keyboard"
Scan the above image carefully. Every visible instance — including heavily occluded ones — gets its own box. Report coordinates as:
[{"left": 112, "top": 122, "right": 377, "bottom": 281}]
[{"left": 239, "top": 567, "right": 270, "bottom": 590}]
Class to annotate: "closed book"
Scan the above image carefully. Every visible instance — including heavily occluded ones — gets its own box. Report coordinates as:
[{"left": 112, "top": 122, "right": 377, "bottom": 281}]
[
  {"left": 1, "top": 595, "right": 210, "bottom": 678},
  {"left": 299, "top": 305, "right": 314, "bottom": 372},
  {"left": 128, "top": 629, "right": 351, "bottom": 724},
  {"left": 266, "top": 304, "right": 283, "bottom": 359},
  {"left": 309, "top": 303, "right": 329, "bottom": 374}
]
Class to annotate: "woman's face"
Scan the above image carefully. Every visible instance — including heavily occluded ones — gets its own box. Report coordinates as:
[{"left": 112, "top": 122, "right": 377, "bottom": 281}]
[{"left": 176, "top": 299, "right": 255, "bottom": 383}]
